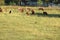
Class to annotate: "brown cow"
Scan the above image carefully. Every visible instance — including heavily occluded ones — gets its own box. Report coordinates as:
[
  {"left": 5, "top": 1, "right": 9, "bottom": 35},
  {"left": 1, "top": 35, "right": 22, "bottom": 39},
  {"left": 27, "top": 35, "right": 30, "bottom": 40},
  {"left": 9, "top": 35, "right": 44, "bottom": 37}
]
[
  {"left": 31, "top": 10, "right": 35, "bottom": 15},
  {"left": 38, "top": 7, "right": 44, "bottom": 11},
  {"left": 27, "top": 8, "right": 31, "bottom": 11},
  {"left": 0, "top": 8, "right": 2, "bottom": 12},
  {"left": 26, "top": 12, "right": 29, "bottom": 15},
  {"left": 18, "top": 8, "right": 24, "bottom": 13},
  {"left": 43, "top": 12, "right": 48, "bottom": 15},
  {"left": 9, "top": 10, "right": 12, "bottom": 14}
]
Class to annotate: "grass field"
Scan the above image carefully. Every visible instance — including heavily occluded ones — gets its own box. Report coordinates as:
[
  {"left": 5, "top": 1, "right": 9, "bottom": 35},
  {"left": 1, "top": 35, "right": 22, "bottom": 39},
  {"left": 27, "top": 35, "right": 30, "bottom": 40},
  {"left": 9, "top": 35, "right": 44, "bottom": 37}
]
[{"left": 0, "top": 6, "right": 60, "bottom": 40}]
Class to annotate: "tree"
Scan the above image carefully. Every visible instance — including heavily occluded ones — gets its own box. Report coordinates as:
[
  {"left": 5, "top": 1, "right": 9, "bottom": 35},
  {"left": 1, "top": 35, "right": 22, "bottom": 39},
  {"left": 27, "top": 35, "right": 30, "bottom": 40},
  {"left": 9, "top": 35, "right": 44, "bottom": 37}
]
[{"left": 4, "top": 0, "right": 11, "bottom": 5}]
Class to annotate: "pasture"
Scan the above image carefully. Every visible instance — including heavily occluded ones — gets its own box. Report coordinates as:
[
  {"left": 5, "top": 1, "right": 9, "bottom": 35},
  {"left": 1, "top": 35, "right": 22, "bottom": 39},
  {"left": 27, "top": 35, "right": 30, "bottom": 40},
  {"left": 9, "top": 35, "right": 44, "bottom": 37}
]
[{"left": 0, "top": 6, "right": 60, "bottom": 40}]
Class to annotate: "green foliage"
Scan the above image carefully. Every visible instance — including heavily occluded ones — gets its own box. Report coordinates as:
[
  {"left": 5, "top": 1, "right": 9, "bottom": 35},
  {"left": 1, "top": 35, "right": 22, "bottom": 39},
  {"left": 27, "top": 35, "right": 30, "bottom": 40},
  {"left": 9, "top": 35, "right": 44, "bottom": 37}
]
[
  {"left": 37, "top": 0, "right": 42, "bottom": 4},
  {"left": 0, "top": 0, "right": 60, "bottom": 5},
  {"left": 9, "top": 1, "right": 16, "bottom": 5}
]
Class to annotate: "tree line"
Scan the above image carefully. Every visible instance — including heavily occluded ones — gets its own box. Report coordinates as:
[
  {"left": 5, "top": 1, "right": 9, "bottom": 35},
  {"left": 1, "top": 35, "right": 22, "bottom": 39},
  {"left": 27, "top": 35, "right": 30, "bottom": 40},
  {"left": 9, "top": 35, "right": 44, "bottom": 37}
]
[{"left": 0, "top": 0, "right": 60, "bottom": 6}]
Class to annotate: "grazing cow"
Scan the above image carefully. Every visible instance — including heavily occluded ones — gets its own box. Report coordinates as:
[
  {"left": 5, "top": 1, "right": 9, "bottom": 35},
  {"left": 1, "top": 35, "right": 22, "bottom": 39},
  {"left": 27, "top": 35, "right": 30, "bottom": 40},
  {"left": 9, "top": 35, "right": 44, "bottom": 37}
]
[
  {"left": 26, "top": 12, "right": 29, "bottom": 15},
  {"left": 27, "top": 8, "right": 31, "bottom": 11},
  {"left": 43, "top": 12, "right": 48, "bottom": 15},
  {"left": 31, "top": 10, "right": 35, "bottom": 15},
  {"left": 0, "top": 8, "right": 2, "bottom": 12},
  {"left": 38, "top": 8, "right": 44, "bottom": 11},
  {"left": 20, "top": 9, "right": 24, "bottom": 12},
  {"left": 18, "top": 8, "right": 24, "bottom": 13},
  {"left": 9, "top": 10, "right": 11, "bottom": 14}
]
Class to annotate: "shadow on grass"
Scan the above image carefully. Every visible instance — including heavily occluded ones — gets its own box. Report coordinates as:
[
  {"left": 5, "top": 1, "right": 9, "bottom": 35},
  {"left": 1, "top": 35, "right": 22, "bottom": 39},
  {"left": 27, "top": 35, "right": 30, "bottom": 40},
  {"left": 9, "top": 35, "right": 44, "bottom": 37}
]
[{"left": 35, "top": 13, "right": 60, "bottom": 18}]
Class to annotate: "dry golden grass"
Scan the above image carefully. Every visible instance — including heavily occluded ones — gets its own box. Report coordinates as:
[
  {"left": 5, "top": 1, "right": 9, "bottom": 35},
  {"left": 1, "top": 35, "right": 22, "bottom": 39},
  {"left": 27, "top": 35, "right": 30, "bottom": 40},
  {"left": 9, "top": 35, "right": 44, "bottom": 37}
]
[{"left": 0, "top": 6, "right": 60, "bottom": 40}]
